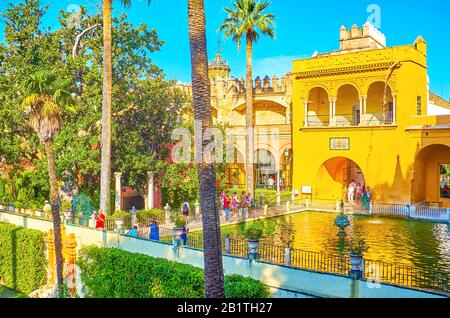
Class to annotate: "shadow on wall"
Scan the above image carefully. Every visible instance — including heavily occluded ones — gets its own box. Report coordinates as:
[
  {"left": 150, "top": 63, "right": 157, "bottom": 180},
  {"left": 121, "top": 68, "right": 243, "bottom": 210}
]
[{"left": 372, "top": 155, "right": 412, "bottom": 203}]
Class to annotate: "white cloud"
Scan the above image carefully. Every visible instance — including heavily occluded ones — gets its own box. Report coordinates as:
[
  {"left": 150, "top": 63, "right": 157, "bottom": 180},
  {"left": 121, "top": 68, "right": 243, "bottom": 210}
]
[{"left": 252, "top": 54, "right": 310, "bottom": 77}]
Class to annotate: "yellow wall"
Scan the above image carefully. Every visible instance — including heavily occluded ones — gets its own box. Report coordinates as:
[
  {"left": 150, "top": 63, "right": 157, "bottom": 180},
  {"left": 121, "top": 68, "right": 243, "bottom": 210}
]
[{"left": 292, "top": 43, "right": 450, "bottom": 205}]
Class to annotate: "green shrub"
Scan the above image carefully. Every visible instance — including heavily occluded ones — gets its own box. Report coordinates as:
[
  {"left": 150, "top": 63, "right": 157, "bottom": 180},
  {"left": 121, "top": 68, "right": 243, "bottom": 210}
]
[
  {"left": 137, "top": 209, "right": 165, "bottom": 222},
  {"left": 224, "top": 189, "right": 291, "bottom": 207},
  {"left": 77, "top": 246, "right": 269, "bottom": 298},
  {"left": 0, "top": 222, "right": 46, "bottom": 294},
  {"left": 238, "top": 219, "right": 278, "bottom": 240},
  {"left": 175, "top": 216, "right": 187, "bottom": 228},
  {"left": 224, "top": 274, "right": 270, "bottom": 298}
]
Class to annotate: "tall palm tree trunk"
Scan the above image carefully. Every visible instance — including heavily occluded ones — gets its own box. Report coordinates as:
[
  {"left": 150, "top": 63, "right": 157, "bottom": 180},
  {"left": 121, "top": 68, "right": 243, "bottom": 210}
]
[
  {"left": 100, "top": 0, "right": 112, "bottom": 215},
  {"left": 187, "top": 0, "right": 225, "bottom": 298},
  {"left": 44, "top": 140, "right": 64, "bottom": 293},
  {"left": 245, "top": 31, "right": 254, "bottom": 196}
]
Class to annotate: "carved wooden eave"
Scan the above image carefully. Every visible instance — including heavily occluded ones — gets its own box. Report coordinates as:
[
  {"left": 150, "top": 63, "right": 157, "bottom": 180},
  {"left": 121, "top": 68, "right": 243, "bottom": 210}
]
[{"left": 294, "top": 62, "right": 401, "bottom": 80}]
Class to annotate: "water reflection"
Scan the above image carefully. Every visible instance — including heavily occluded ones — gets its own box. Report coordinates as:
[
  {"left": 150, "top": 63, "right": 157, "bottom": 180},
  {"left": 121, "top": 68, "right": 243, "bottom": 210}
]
[{"left": 223, "top": 211, "right": 450, "bottom": 272}]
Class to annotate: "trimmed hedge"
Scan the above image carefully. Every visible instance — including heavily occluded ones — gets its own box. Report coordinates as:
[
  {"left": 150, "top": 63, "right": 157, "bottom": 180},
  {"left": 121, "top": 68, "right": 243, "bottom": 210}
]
[
  {"left": 224, "top": 189, "right": 292, "bottom": 207},
  {"left": 0, "top": 222, "right": 46, "bottom": 293},
  {"left": 78, "top": 246, "right": 270, "bottom": 298}
]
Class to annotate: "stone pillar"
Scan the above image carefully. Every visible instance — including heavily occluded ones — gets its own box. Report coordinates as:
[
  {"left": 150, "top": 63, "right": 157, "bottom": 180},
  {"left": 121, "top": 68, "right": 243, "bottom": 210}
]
[
  {"left": 114, "top": 172, "right": 122, "bottom": 212},
  {"left": 392, "top": 94, "right": 397, "bottom": 124},
  {"left": 147, "top": 171, "right": 154, "bottom": 209},
  {"left": 329, "top": 98, "right": 334, "bottom": 125},
  {"left": 304, "top": 100, "right": 308, "bottom": 127},
  {"left": 360, "top": 96, "right": 367, "bottom": 125}
]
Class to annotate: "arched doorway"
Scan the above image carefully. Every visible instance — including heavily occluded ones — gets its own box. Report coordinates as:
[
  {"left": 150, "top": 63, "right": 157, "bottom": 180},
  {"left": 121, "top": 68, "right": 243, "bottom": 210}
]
[
  {"left": 307, "top": 87, "right": 329, "bottom": 126},
  {"left": 413, "top": 144, "right": 450, "bottom": 206},
  {"left": 122, "top": 187, "right": 145, "bottom": 211},
  {"left": 366, "top": 81, "right": 394, "bottom": 125},
  {"left": 316, "top": 157, "right": 365, "bottom": 201},
  {"left": 336, "top": 84, "right": 360, "bottom": 126},
  {"left": 254, "top": 149, "right": 277, "bottom": 190},
  {"left": 233, "top": 100, "right": 287, "bottom": 125}
]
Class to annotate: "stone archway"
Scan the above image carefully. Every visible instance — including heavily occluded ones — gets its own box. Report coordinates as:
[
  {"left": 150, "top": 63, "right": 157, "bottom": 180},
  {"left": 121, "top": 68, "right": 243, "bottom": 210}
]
[
  {"left": 307, "top": 87, "right": 330, "bottom": 126},
  {"left": 413, "top": 144, "right": 450, "bottom": 206},
  {"left": 316, "top": 157, "right": 366, "bottom": 201},
  {"left": 254, "top": 148, "right": 277, "bottom": 190},
  {"left": 335, "top": 84, "right": 360, "bottom": 126}
]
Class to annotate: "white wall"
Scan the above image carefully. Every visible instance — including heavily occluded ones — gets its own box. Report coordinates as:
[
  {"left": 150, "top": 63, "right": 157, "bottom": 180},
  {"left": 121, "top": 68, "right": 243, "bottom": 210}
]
[{"left": 427, "top": 102, "right": 450, "bottom": 115}]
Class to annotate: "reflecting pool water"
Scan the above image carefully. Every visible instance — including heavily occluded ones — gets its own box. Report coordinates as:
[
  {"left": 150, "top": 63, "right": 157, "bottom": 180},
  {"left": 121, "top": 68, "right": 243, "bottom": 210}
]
[{"left": 222, "top": 211, "right": 450, "bottom": 272}]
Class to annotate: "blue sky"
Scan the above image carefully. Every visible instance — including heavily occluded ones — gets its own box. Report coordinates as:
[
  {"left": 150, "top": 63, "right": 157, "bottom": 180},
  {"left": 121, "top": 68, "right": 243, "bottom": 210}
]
[{"left": 1, "top": 0, "right": 449, "bottom": 100}]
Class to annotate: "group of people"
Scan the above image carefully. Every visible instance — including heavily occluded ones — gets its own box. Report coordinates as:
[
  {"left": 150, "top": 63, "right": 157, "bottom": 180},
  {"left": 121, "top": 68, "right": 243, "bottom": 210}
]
[
  {"left": 219, "top": 191, "right": 257, "bottom": 221},
  {"left": 125, "top": 217, "right": 161, "bottom": 242},
  {"left": 347, "top": 180, "right": 372, "bottom": 210}
]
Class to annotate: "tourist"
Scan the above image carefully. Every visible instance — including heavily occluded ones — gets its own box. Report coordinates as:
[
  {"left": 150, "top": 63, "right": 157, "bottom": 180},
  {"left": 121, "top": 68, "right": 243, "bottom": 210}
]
[
  {"left": 347, "top": 180, "right": 356, "bottom": 203},
  {"left": 247, "top": 193, "right": 257, "bottom": 218},
  {"left": 126, "top": 225, "right": 139, "bottom": 238},
  {"left": 366, "top": 187, "right": 373, "bottom": 213},
  {"left": 240, "top": 191, "right": 249, "bottom": 220},
  {"left": 95, "top": 209, "right": 105, "bottom": 229},
  {"left": 130, "top": 206, "right": 137, "bottom": 227},
  {"left": 219, "top": 191, "right": 226, "bottom": 211},
  {"left": 362, "top": 190, "right": 369, "bottom": 211},
  {"left": 267, "top": 177, "right": 275, "bottom": 190},
  {"left": 149, "top": 218, "right": 160, "bottom": 241},
  {"left": 231, "top": 192, "right": 238, "bottom": 220},
  {"left": 180, "top": 220, "right": 189, "bottom": 246},
  {"left": 182, "top": 200, "right": 190, "bottom": 222},
  {"left": 223, "top": 194, "right": 231, "bottom": 222},
  {"left": 43, "top": 200, "right": 52, "bottom": 219},
  {"left": 356, "top": 182, "right": 363, "bottom": 203}
]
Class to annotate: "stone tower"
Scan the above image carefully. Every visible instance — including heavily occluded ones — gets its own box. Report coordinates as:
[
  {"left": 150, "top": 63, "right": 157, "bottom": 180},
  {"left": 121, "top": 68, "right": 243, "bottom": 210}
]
[{"left": 209, "top": 50, "right": 230, "bottom": 82}]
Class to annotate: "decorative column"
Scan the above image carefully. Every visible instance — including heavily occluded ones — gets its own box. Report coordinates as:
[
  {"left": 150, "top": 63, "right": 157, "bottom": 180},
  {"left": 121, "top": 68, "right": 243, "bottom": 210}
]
[
  {"left": 304, "top": 100, "right": 308, "bottom": 127},
  {"left": 392, "top": 93, "right": 397, "bottom": 124},
  {"left": 114, "top": 172, "right": 122, "bottom": 212},
  {"left": 360, "top": 96, "right": 367, "bottom": 125},
  {"left": 329, "top": 98, "right": 334, "bottom": 126},
  {"left": 147, "top": 171, "right": 154, "bottom": 209},
  {"left": 329, "top": 98, "right": 337, "bottom": 126}
]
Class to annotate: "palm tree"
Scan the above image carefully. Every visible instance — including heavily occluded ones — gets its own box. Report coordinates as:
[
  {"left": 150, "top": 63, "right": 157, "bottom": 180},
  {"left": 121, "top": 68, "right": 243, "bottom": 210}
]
[
  {"left": 220, "top": 0, "right": 275, "bottom": 196},
  {"left": 21, "top": 70, "right": 74, "bottom": 295},
  {"left": 100, "top": 0, "right": 151, "bottom": 216},
  {"left": 187, "top": 0, "right": 225, "bottom": 298}
]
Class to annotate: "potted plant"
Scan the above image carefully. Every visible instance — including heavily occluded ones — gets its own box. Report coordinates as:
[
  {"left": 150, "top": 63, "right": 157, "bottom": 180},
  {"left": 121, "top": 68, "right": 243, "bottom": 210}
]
[
  {"left": 112, "top": 211, "right": 129, "bottom": 231},
  {"left": 173, "top": 216, "right": 187, "bottom": 236},
  {"left": 238, "top": 220, "right": 278, "bottom": 259},
  {"left": 277, "top": 217, "right": 296, "bottom": 265},
  {"left": 173, "top": 216, "right": 187, "bottom": 246},
  {"left": 347, "top": 237, "right": 369, "bottom": 277}
]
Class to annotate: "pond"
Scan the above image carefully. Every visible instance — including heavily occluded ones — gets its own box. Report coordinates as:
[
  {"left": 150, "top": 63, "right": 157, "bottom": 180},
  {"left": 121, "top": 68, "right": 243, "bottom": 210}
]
[{"left": 219, "top": 211, "right": 450, "bottom": 273}]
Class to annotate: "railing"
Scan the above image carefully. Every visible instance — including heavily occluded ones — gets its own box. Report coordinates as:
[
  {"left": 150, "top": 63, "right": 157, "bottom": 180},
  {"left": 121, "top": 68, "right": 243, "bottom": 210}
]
[
  {"left": 1, "top": 204, "right": 448, "bottom": 294},
  {"left": 306, "top": 112, "right": 394, "bottom": 127},
  {"left": 361, "top": 111, "right": 393, "bottom": 125},
  {"left": 306, "top": 114, "right": 330, "bottom": 127},
  {"left": 334, "top": 113, "right": 358, "bottom": 126},
  {"left": 363, "top": 259, "right": 449, "bottom": 293},
  {"left": 412, "top": 206, "right": 450, "bottom": 222},
  {"left": 371, "top": 202, "right": 411, "bottom": 217}
]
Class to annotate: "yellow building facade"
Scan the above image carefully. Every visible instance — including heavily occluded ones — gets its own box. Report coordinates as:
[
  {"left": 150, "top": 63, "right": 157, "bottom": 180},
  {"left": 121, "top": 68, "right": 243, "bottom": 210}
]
[{"left": 292, "top": 23, "right": 450, "bottom": 206}]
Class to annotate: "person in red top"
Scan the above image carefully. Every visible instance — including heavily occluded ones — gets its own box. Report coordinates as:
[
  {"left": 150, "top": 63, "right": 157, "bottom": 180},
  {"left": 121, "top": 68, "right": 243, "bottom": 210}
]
[
  {"left": 95, "top": 209, "right": 106, "bottom": 229},
  {"left": 223, "top": 195, "right": 231, "bottom": 222}
]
